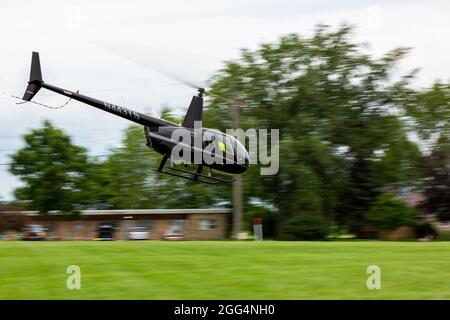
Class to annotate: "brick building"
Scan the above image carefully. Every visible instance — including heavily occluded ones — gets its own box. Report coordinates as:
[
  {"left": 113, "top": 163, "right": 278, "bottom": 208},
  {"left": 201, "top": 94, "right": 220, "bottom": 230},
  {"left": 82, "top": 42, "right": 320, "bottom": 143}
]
[{"left": 23, "top": 208, "right": 230, "bottom": 240}]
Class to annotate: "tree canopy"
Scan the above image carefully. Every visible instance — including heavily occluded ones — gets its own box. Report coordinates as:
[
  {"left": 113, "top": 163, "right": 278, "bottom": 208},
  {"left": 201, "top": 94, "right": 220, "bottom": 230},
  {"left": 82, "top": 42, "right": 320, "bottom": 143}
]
[
  {"left": 421, "top": 137, "right": 450, "bottom": 221},
  {"left": 205, "top": 24, "right": 426, "bottom": 235},
  {"left": 9, "top": 120, "right": 93, "bottom": 214}
]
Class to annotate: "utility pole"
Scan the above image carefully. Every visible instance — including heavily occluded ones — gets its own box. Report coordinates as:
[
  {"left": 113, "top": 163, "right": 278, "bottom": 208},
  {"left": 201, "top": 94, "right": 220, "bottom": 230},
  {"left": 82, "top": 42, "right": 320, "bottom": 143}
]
[{"left": 232, "top": 99, "right": 243, "bottom": 239}]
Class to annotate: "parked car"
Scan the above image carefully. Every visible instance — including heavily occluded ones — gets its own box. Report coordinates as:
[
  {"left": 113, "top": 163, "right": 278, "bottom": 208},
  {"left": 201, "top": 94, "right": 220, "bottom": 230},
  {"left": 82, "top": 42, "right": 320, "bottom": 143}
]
[
  {"left": 163, "top": 232, "right": 184, "bottom": 240},
  {"left": 163, "top": 228, "right": 185, "bottom": 240},
  {"left": 23, "top": 225, "right": 46, "bottom": 240},
  {"left": 128, "top": 227, "right": 150, "bottom": 240}
]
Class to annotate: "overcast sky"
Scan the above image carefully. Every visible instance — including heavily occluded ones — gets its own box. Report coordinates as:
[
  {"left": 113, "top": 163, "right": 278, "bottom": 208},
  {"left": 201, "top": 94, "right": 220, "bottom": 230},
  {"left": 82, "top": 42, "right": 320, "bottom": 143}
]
[{"left": 0, "top": 0, "right": 449, "bottom": 200}]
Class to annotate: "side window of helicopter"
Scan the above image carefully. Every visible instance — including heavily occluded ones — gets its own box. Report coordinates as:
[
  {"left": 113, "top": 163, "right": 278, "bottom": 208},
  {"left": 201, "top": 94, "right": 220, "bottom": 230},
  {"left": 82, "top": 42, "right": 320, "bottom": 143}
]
[
  {"left": 202, "top": 131, "right": 234, "bottom": 155},
  {"left": 224, "top": 136, "right": 235, "bottom": 155},
  {"left": 213, "top": 134, "right": 232, "bottom": 155},
  {"left": 217, "top": 136, "right": 227, "bottom": 153}
]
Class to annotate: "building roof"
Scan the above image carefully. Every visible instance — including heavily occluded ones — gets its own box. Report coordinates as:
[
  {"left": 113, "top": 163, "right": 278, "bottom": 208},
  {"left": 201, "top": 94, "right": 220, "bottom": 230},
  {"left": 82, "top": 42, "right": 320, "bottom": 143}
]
[{"left": 21, "top": 208, "right": 231, "bottom": 216}]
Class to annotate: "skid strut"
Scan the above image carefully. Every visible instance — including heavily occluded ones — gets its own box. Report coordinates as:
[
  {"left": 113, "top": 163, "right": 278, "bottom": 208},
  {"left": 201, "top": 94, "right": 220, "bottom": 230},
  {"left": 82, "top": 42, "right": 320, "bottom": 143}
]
[{"left": 156, "top": 156, "right": 235, "bottom": 185}]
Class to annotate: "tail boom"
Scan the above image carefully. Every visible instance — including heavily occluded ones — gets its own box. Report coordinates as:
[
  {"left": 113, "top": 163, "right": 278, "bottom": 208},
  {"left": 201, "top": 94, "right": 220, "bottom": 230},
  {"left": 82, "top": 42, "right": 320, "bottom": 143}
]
[{"left": 21, "top": 51, "right": 174, "bottom": 129}]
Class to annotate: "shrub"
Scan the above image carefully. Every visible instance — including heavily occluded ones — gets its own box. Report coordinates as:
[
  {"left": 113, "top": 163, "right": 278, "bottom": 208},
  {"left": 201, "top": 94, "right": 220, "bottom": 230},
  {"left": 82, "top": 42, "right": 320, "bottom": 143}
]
[
  {"left": 281, "top": 213, "right": 330, "bottom": 240},
  {"left": 436, "top": 232, "right": 450, "bottom": 241},
  {"left": 415, "top": 222, "right": 437, "bottom": 238},
  {"left": 366, "top": 194, "right": 417, "bottom": 231}
]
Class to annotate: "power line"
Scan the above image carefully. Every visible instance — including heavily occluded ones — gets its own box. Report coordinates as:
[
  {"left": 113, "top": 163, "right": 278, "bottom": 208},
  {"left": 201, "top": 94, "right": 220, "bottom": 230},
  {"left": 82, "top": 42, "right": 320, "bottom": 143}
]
[
  {"left": 0, "top": 150, "right": 155, "bottom": 167},
  {"left": 0, "top": 136, "right": 124, "bottom": 153},
  {"left": 0, "top": 127, "right": 129, "bottom": 140}
]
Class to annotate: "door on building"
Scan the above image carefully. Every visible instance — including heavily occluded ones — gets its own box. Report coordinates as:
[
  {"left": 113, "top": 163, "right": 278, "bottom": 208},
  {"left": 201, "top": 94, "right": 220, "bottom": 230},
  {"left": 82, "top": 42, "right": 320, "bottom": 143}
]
[{"left": 97, "top": 222, "right": 116, "bottom": 240}]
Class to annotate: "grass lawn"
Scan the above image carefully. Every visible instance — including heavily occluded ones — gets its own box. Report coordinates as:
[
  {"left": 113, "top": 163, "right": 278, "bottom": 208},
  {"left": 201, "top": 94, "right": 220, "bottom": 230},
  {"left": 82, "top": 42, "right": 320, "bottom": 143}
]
[{"left": 0, "top": 241, "right": 449, "bottom": 299}]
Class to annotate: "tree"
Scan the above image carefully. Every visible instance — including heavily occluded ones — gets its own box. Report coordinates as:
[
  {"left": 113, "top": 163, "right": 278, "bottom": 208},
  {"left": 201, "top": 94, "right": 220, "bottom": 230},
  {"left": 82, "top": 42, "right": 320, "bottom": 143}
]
[
  {"left": 408, "top": 83, "right": 450, "bottom": 222},
  {"left": 366, "top": 193, "right": 417, "bottom": 231},
  {"left": 406, "top": 82, "right": 450, "bottom": 141},
  {"left": 93, "top": 124, "right": 159, "bottom": 209},
  {"left": 9, "top": 120, "right": 93, "bottom": 214},
  {"left": 205, "top": 24, "right": 423, "bottom": 236},
  {"left": 421, "top": 137, "right": 450, "bottom": 221}
]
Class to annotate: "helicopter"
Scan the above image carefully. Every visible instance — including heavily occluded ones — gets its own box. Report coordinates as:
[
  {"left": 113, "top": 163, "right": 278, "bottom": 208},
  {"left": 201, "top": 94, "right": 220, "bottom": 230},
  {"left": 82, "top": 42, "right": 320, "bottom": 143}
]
[{"left": 19, "top": 52, "right": 249, "bottom": 184}]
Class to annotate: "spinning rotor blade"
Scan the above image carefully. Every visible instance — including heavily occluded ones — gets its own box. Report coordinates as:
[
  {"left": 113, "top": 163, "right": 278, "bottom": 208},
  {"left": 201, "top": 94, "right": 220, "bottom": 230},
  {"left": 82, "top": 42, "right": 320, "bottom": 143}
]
[
  {"left": 139, "top": 61, "right": 243, "bottom": 107},
  {"left": 94, "top": 41, "right": 244, "bottom": 107},
  {"left": 127, "top": 60, "right": 237, "bottom": 104}
]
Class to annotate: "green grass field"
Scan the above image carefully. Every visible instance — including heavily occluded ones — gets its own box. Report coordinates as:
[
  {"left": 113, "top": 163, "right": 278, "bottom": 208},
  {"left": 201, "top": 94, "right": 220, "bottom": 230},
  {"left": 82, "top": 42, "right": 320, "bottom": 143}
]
[{"left": 0, "top": 241, "right": 449, "bottom": 299}]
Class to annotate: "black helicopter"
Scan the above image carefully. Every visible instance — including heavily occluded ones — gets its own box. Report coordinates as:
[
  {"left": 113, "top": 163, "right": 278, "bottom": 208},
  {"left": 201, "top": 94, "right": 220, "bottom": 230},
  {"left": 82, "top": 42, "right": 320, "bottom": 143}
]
[{"left": 20, "top": 52, "right": 249, "bottom": 184}]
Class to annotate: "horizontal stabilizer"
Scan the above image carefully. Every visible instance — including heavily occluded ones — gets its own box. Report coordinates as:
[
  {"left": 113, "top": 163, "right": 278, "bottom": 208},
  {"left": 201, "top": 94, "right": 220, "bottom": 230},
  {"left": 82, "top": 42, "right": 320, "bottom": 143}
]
[{"left": 22, "top": 82, "right": 42, "bottom": 101}]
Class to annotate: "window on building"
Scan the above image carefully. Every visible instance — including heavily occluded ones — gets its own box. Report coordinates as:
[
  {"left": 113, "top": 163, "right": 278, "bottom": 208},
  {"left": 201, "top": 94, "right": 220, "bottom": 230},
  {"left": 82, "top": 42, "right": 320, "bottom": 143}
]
[
  {"left": 74, "top": 221, "right": 84, "bottom": 230},
  {"left": 198, "top": 219, "right": 218, "bottom": 231},
  {"left": 167, "top": 220, "right": 186, "bottom": 234},
  {"left": 136, "top": 220, "right": 153, "bottom": 231},
  {"left": 42, "top": 221, "right": 55, "bottom": 232}
]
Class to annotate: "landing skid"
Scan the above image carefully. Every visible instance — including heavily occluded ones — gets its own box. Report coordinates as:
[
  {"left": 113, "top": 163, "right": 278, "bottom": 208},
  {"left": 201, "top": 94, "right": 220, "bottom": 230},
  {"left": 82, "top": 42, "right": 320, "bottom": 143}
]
[{"left": 156, "top": 155, "right": 236, "bottom": 185}]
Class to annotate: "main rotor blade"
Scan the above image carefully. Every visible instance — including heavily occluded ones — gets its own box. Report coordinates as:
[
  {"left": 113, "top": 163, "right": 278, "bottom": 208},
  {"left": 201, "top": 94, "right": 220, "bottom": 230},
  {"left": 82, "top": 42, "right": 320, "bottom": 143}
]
[
  {"left": 92, "top": 40, "right": 244, "bottom": 107},
  {"left": 93, "top": 41, "right": 207, "bottom": 89},
  {"left": 145, "top": 66, "right": 203, "bottom": 92}
]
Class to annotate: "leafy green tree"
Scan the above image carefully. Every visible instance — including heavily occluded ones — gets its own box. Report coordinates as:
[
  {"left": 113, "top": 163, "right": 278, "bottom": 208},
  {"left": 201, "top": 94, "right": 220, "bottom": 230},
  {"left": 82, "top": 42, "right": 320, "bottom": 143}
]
[
  {"left": 205, "top": 24, "right": 423, "bottom": 236},
  {"left": 366, "top": 193, "right": 417, "bottom": 231},
  {"left": 9, "top": 120, "right": 93, "bottom": 214},
  {"left": 406, "top": 83, "right": 450, "bottom": 141},
  {"left": 93, "top": 124, "right": 159, "bottom": 209},
  {"left": 421, "top": 137, "right": 450, "bottom": 221}
]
